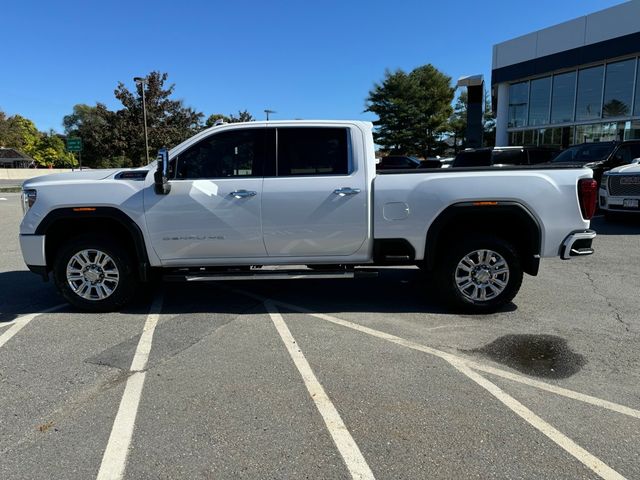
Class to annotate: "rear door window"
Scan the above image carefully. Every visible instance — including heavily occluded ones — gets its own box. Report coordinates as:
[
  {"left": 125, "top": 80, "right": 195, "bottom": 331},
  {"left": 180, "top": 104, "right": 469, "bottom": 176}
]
[{"left": 277, "top": 127, "right": 350, "bottom": 176}]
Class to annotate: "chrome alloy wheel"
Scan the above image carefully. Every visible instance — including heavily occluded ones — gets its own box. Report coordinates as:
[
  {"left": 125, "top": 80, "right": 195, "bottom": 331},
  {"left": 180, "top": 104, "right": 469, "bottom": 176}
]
[
  {"left": 66, "top": 249, "right": 120, "bottom": 301},
  {"left": 454, "top": 249, "right": 509, "bottom": 302}
]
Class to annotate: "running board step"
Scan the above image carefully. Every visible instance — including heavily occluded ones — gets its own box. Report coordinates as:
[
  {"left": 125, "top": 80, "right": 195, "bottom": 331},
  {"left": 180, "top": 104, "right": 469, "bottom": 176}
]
[{"left": 163, "top": 269, "right": 379, "bottom": 282}]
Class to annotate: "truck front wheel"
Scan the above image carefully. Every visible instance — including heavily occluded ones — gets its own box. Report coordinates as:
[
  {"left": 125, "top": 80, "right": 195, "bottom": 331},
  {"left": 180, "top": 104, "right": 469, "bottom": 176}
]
[
  {"left": 53, "top": 234, "right": 139, "bottom": 312},
  {"left": 436, "top": 236, "right": 523, "bottom": 313}
]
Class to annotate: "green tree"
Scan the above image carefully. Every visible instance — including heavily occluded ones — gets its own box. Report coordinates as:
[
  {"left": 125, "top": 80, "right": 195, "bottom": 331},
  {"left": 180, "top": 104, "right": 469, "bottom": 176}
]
[
  {"left": 1, "top": 114, "right": 40, "bottom": 154},
  {"left": 31, "top": 132, "right": 77, "bottom": 168},
  {"left": 365, "top": 64, "right": 454, "bottom": 156},
  {"left": 63, "top": 103, "right": 118, "bottom": 168},
  {"left": 448, "top": 91, "right": 468, "bottom": 153},
  {"left": 483, "top": 92, "right": 496, "bottom": 147},
  {"left": 204, "top": 113, "right": 231, "bottom": 128},
  {"left": 446, "top": 91, "right": 496, "bottom": 150},
  {"left": 204, "top": 109, "right": 254, "bottom": 129},
  {"left": 0, "top": 112, "right": 76, "bottom": 167},
  {"left": 114, "top": 71, "right": 203, "bottom": 166},
  {"left": 229, "top": 109, "right": 254, "bottom": 123}
]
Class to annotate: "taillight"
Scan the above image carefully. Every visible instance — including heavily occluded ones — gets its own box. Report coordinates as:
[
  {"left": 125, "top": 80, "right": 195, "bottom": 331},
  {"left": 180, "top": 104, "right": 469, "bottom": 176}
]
[{"left": 578, "top": 178, "right": 598, "bottom": 220}]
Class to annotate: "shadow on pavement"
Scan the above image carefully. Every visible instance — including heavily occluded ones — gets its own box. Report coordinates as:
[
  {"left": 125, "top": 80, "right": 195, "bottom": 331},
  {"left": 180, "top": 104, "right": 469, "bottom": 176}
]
[
  {"left": 162, "top": 267, "right": 517, "bottom": 318},
  {"left": 0, "top": 270, "right": 61, "bottom": 323},
  {"left": 591, "top": 215, "right": 640, "bottom": 235},
  {"left": 1, "top": 267, "right": 518, "bottom": 323}
]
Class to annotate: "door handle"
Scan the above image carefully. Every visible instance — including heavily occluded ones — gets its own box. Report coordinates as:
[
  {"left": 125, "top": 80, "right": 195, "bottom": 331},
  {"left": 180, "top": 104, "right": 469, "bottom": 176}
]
[
  {"left": 333, "top": 187, "right": 361, "bottom": 196},
  {"left": 230, "top": 190, "right": 257, "bottom": 199}
]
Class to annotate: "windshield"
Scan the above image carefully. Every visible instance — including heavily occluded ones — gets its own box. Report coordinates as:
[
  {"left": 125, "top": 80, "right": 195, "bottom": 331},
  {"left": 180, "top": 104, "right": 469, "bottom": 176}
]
[{"left": 552, "top": 143, "right": 615, "bottom": 163}]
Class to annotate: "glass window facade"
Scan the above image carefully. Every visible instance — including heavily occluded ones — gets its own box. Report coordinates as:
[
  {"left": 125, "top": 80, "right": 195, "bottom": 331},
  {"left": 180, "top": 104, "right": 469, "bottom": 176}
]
[
  {"left": 575, "top": 65, "right": 604, "bottom": 121},
  {"left": 528, "top": 77, "right": 551, "bottom": 126},
  {"left": 508, "top": 82, "right": 529, "bottom": 128},
  {"left": 628, "top": 120, "right": 640, "bottom": 140},
  {"left": 506, "top": 56, "right": 640, "bottom": 148},
  {"left": 603, "top": 59, "right": 636, "bottom": 118},
  {"left": 634, "top": 59, "right": 640, "bottom": 116},
  {"left": 550, "top": 72, "right": 576, "bottom": 124}
]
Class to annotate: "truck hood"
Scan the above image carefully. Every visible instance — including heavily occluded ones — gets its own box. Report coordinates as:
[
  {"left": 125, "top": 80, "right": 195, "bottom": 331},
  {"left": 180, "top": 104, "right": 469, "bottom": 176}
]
[
  {"left": 21, "top": 168, "right": 147, "bottom": 188},
  {"left": 607, "top": 163, "right": 640, "bottom": 175}
]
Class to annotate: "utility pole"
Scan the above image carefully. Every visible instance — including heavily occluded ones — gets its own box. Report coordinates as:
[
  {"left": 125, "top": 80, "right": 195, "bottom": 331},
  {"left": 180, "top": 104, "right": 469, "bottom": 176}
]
[{"left": 133, "top": 76, "right": 150, "bottom": 164}]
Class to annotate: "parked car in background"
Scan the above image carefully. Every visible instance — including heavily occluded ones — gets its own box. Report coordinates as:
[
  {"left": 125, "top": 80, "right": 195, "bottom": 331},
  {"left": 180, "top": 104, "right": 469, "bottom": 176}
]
[
  {"left": 599, "top": 159, "right": 640, "bottom": 218},
  {"left": 376, "top": 155, "right": 422, "bottom": 170},
  {"left": 451, "top": 146, "right": 560, "bottom": 168},
  {"left": 377, "top": 155, "right": 442, "bottom": 170},
  {"left": 551, "top": 141, "right": 640, "bottom": 185}
]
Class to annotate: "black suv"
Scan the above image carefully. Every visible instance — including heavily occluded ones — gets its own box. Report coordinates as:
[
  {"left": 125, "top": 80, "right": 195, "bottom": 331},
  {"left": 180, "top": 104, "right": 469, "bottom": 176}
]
[
  {"left": 377, "top": 155, "right": 442, "bottom": 170},
  {"left": 451, "top": 146, "right": 560, "bottom": 168},
  {"left": 377, "top": 155, "right": 422, "bottom": 169},
  {"left": 550, "top": 141, "right": 640, "bottom": 185}
]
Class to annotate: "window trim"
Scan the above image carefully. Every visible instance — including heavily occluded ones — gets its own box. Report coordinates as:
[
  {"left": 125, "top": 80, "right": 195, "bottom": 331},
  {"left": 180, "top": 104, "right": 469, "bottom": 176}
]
[
  {"left": 171, "top": 127, "right": 270, "bottom": 181},
  {"left": 270, "top": 126, "right": 354, "bottom": 178}
]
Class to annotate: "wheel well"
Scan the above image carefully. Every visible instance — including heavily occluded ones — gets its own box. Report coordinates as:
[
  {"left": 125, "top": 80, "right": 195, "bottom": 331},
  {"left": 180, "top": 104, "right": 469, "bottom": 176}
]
[
  {"left": 425, "top": 204, "right": 541, "bottom": 276},
  {"left": 39, "top": 208, "right": 149, "bottom": 281}
]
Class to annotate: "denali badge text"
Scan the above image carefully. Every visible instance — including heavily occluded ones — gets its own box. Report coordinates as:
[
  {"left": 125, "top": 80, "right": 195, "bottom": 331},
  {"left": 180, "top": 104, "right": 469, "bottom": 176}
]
[
  {"left": 620, "top": 176, "right": 640, "bottom": 185},
  {"left": 163, "top": 235, "right": 225, "bottom": 241}
]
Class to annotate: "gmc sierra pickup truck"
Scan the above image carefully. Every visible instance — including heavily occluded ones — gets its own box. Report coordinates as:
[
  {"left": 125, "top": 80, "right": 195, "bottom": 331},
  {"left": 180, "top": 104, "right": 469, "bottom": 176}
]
[{"left": 19, "top": 121, "right": 597, "bottom": 313}]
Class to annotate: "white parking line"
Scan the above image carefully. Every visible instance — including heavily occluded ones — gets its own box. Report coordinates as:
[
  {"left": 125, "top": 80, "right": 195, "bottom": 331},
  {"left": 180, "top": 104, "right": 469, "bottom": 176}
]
[
  {"left": 450, "top": 362, "right": 626, "bottom": 480},
  {"left": 0, "top": 305, "right": 65, "bottom": 348},
  {"left": 96, "top": 294, "right": 163, "bottom": 480},
  {"left": 265, "top": 301, "right": 375, "bottom": 480},
  {"left": 263, "top": 297, "right": 640, "bottom": 420},
  {"left": 272, "top": 305, "right": 631, "bottom": 480}
]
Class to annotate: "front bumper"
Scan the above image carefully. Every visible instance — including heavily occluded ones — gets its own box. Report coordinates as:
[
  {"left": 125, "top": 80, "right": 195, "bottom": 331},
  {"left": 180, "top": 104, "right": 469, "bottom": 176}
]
[
  {"left": 560, "top": 230, "right": 596, "bottom": 260},
  {"left": 19, "top": 234, "right": 46, "bottom": 267}
]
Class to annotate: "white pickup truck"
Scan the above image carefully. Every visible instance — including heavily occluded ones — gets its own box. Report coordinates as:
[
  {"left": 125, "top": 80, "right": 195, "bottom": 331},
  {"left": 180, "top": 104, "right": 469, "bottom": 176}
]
[{"left": 19, "top": 121, "right": 597, "bottom": 313}]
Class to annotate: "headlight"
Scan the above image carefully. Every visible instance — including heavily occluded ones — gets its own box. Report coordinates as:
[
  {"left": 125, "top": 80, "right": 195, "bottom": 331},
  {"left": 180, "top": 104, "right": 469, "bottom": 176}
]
[{"left": 21, "top": 189, "right": 37, "bottom": 215}]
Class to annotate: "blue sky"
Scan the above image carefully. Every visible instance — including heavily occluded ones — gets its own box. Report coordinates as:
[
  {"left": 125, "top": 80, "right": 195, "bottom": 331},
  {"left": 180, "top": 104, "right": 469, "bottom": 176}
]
[{"left": 1, "top": 0, "right": 625, "bottom": 132}]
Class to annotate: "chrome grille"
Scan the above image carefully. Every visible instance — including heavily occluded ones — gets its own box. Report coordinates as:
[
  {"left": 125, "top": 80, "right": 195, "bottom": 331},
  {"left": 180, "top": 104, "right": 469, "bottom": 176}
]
[{"left": 608, "top": 175, "right": 640, "bottom": 196}]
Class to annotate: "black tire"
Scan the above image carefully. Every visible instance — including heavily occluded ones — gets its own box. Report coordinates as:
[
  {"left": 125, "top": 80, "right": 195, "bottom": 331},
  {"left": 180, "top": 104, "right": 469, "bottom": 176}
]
[
  {"left": 53, "top": 234, "right": 139, "bottom": 312},
  {"left": 435, "top": 235, "right": 523, "bottom": 314}
]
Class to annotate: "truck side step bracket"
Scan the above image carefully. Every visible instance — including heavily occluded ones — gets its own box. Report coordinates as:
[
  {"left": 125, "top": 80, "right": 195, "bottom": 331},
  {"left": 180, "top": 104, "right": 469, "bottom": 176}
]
[{"left": 163, "top": 268, "right": 378, "bottom": 282}]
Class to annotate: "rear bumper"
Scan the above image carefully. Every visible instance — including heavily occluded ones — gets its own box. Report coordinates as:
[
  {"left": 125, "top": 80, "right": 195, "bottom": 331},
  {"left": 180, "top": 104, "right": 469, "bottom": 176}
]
[{"left": 560, "top": 230, "right": 596, "bottom": 260}]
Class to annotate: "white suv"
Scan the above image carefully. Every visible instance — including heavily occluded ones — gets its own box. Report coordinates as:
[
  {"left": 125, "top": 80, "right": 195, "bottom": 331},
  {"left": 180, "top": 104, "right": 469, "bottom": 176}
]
[{"left": 600, "top": 158, "right": 640, "bottom": 217}]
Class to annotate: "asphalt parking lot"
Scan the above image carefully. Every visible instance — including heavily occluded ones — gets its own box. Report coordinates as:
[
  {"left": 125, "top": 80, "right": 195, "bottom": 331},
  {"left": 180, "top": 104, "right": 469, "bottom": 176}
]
[{"left": 1, "top": 191, "right": 639, "bottom": 479}]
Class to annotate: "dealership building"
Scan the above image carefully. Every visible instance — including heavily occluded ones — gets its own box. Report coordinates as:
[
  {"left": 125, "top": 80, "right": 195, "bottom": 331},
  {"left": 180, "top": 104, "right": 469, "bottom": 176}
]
[{"left": 492, "top": 1, "right": 640, "bottom": 148}]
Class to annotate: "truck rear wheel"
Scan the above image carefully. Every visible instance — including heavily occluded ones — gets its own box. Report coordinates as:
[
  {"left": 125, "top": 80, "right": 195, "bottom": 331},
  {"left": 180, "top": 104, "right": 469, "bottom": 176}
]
[
  {"left": 53, "top": 234, "right": 138, "bottom": 312},
  {"left": 436, "top": 236, "right": 523, "bottom": 313}
]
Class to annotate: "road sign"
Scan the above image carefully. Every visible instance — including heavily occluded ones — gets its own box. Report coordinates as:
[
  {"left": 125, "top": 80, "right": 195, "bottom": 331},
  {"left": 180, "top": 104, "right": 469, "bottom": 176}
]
[{"left": 66, "top": 138, "right": 82, "bottom": 152}]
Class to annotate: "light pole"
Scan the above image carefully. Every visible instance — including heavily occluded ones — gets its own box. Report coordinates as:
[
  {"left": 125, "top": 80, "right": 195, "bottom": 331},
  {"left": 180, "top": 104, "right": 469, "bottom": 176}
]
[
  {"left": 133, "top": 76, "right": 150, "bottom": 164},
  {"left": 264, "top": 109, "right": 276, "bottom": 121}
]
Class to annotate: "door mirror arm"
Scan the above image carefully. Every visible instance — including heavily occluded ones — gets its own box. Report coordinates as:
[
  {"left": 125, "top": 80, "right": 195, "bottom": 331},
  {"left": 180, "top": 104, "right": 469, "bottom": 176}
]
[{"left": 154, "top": 148, "right": 172, "bottom": 195}]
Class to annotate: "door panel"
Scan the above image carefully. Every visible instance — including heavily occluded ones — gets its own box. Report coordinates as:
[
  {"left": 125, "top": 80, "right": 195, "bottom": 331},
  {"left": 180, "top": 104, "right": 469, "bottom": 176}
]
[
  {"left": 144, "top": 178, "right": 265, "bottom": 260},
  {"left": 261, "top": 126, "right": 368, "bottom": 257},
  {"left": 262, "top": 176, "right": 367, "bottom": 256},
  {"left": 143, "top": 127, "right": 271, "bottom": 262}
]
